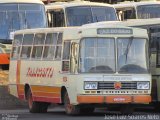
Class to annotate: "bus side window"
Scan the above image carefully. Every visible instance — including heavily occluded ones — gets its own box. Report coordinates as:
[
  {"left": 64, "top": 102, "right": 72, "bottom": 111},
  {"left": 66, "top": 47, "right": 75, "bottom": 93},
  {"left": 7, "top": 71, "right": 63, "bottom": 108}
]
[
  {"left": 32, "top": 33, "right": 45, "bottom": 59},
  {"left": 20, "top": 34, "right": 34, "bottom": 59},
  {"left": 43, "top": 33, "right": 57, "bottom": 60},
  {"left": 55, "top": 33, "right": 63, "bottom": 60},
  {"left": 47, "top": 9, "right": 65, "bottom": 27},
  {"left": 62, "top": 41, "right": 71, "bottom": 72},
  {"left": 11, "top": 34, "right": 23, "bottom": 59}
]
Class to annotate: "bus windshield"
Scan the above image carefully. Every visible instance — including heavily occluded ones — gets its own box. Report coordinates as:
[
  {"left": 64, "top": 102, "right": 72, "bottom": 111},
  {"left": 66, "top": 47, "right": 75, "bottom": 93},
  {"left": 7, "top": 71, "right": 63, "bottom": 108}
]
[
  {"left": 0, "top": 3, "right": 46, "bottom": 41},
  {"left": 80, "top": 38, "right": 115, "bottom": 73},
  {"left": 137, "top": 4, "right": 160, "bottom": 19},
  {"left": 118, "top": 38, "right": 148, "bottom": 74},
  {"left": 66, "top": 6, "right": 117, "bottom": 26}
]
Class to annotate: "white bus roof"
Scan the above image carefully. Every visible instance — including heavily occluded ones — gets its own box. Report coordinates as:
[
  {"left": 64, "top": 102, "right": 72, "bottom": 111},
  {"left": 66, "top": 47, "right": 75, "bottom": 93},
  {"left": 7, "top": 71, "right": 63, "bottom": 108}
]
[
  {"left": 46, "top": 1, "right": 113, "bottom": 9},
  {"left": 0, "top": 0, "right": 44, "bottom": 4},
  {"left": 14, "top": 24, "right": 148, "bottom": 40},
  {"left": 83, "top": 18, "right": 160, "bottom": 28},
  {"left": 114, "top": 1, "right": 160, "bottom": 9}
]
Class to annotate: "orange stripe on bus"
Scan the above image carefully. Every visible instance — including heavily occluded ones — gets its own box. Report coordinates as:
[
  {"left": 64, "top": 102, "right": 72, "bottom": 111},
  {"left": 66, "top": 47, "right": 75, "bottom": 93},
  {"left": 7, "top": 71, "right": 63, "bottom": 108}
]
[
  {"left": 16, "top": 61, "right": 23, "bottom": 99},
  {"left": 33, "top": 96, "right": 61, "bottom": 103},
  {"left": 17, "top": 84, "right": 24, "bottom": 90},
  {"left": 106, "top": 96, "right": 132, "bottom": 103},
  {"left": 77, "top": 96, "right": 104, "bottom": 103},
  {"left": 133, "top": 95, "right": 151, "bottom": 103},
  {"left": 32, "top": 92, "right": 60, "bottom": 98},
  {"left": 31, "top": 86, "right": 61, "bottom": 93},
  {"left": 18, "top": 89, "right": 25, "bottom": 95}
]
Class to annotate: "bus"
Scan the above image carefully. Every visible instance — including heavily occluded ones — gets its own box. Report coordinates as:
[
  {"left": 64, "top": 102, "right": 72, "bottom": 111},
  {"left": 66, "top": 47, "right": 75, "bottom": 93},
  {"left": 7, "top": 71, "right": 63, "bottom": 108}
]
[
  {"left": 9, "top": 25, "right": 151, "bottom": 115},
  {"left": 0, "top": 0, "right": 47, "bottom": 69},
  {"left": 114, "top": 1, "right": 160, "bottom": 21},
  {"left": 45, "top": 1, "right": 118, "bottom": 27},
  {"left": 0, "top": 0, "right": 47, "bottom": 44}
]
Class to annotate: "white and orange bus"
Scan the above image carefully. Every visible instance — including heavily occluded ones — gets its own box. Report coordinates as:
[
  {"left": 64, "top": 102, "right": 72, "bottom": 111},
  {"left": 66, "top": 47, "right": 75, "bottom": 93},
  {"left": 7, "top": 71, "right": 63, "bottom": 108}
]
[{"left": 9, "top": 25, "right": 151, "bottom": 115}]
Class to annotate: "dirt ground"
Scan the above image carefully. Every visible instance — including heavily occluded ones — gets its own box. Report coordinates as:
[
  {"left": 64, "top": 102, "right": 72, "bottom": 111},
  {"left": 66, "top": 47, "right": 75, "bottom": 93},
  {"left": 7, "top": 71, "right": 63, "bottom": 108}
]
[{"left": 0, "top": 70, "right": 9, "bottom": 85}]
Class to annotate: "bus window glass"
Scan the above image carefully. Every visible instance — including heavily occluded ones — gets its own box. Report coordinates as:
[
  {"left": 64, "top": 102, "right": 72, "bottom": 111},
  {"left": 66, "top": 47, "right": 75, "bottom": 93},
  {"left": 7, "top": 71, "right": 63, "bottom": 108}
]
[
  {"left": 45, "top": 33, "right": 57, "bottom": 45},
  {"left": 55, "top": 46, "right": 62, "bottom": 60},
  {"left": 12, "top": 34, "right": 23, "bottom": 59},
  {"left": 80, "top": 38, "right": 115, "bottom": 73},
  {"left": 63, "top": 41, "right": 71, "bottom": 60},
  {"left": 57, "top": 33, "right": 63, "bottom": 44},
  {"left": 23, "top": 34, "right": 34, "bottom": 45},
  {"left": 55, "top": 33, "right": 63, "bottom": 60},
  {"left": 137, "top": 4, "right": 160, "bottom": 19},
  {"left": 32, "top": 46, "right": 43, "bottom": 59},
  {"left": 92, "top": 7, "right": 117, "bottom": 22},
  {"left": 0, "top": 3, "right": 46, "bottom": 42},
  {"left": 13, "top": 35, "right": 23, "bottom": 46},
  {"left": 66, "top": 6, "right": 92, "bottom": 26},
  {"left": 117, "top": 38, "right": 148, "bottom": 73},
  {"left": 62, "top": 41, "right": 71, "bottom": 71},
  {"left": 21, "top": 46, "right": 31, "bottom": 59},
  {"left": 66, "top": 6, "right": 117, "bottom": 26},
  {"left": 43, "top": 46, "right": 55, "bottom": 59},
  {"left": 43, "top": 33, "right": 58, "bottom": 60},
  {"left": 34, "top": 33, "right": 45, "bottom": 45},
  {"left": 149, "top": 26, "right": 160, "bottom": 67},
  {"left": 31, "top": 33, "right": 45, "bottom": 59},
  {"left": 21, "top": 34, "right": 34, "bottom": 59}
]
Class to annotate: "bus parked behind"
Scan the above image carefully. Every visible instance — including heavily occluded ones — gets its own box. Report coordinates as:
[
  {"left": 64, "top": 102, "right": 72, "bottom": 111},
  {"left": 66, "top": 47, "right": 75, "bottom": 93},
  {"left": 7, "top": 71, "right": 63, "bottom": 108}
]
[
  {"left": 0, "top": 0, "right": 47, "bottom": 69},
  {"left": 114, "top": 1, "right": 160, "bottom": 21},
  {"left": 46, "top": 1, "right": 118, "bottom": 27}
]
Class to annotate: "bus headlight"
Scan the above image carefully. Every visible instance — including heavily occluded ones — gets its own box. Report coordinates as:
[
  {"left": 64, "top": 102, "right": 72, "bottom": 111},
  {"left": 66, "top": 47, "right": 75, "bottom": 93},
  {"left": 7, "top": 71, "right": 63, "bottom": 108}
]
[
  {"left": 84, "top": 82, "right": 98, "bottom": 90},
  {"left": 137, "top": 82, "right": 150, "bottom": 90}
]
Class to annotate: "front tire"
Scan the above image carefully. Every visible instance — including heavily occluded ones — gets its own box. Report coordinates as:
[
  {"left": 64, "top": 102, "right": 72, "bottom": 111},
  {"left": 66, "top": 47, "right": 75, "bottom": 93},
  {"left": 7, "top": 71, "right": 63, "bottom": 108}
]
[
  {"left": 27, "top": 89, "right": 49, "bottom": 113},
  {"left": 64, "top": 91, "right": 80, "bottom": 115}
]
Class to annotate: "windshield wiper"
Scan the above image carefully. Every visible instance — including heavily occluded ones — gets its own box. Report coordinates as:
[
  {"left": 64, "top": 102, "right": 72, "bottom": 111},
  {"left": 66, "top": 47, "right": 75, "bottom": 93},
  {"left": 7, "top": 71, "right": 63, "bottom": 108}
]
[{"left": 124, "top": 37, "right": 134, "bottom": 63}]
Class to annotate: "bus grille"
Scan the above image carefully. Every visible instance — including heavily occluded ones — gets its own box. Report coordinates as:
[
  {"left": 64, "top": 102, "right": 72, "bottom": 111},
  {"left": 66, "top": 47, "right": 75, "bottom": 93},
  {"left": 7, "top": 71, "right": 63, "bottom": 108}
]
[{"left": 98, "top": 81, "right": 137, "bottom": 90}]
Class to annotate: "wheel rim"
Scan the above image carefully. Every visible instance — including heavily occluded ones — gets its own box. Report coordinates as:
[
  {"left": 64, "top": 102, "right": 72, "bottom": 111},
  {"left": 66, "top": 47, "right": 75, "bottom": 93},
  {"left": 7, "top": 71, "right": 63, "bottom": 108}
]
[
  {"left": 65, "top": 93, "right": 73, "bottom": 113},
  {"left": 28, "top": 93, "right": 33, "bottom": 109}
]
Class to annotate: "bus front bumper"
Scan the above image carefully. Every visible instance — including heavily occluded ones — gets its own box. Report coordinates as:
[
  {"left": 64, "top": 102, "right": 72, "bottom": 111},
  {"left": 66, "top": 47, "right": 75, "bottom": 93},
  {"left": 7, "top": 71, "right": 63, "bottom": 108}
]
[{"left": 77, "top": 95, "right": 151, "bottom": 104}]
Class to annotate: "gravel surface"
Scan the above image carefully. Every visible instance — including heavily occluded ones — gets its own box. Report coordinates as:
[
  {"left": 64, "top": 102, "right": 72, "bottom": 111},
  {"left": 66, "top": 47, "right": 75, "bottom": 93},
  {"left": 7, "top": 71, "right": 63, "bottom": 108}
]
[{"left": 0, "top": 70, "right": 9, "bottom": 85}]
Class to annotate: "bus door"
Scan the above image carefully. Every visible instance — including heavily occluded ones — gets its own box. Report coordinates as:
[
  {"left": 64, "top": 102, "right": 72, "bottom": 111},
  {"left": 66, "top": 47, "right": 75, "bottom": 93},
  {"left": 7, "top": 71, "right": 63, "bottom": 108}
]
[
  {"left": 47, "top": 9, "right": 65, "bottom": 27},
  {"left": 116, "top": 7, "right": 136, "bottom": 21}
]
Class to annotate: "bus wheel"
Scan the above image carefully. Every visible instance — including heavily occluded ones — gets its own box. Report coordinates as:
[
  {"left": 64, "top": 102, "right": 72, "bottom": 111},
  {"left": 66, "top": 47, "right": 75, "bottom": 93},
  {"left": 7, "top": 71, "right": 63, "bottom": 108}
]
[
  {"left": 27, "top": 89, "right": 49, "bottom": 113},
  {"left": 120, "top": 105, "right": 134, "bottom": 115},
  {"left": 64, "top": 91, "right": 80, "bottom": 115},
  {"left": 80, "top": 107, "right": 95, "bottom": 114}
]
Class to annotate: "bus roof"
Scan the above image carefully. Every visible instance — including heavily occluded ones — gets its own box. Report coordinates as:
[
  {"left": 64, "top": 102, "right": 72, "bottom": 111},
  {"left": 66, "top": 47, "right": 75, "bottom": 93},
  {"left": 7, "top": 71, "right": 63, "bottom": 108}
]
[
  {"left": 114, "top": 1, "right": 160, "bottom": 9},
  {"left": 45, "top": 1, "right": 113, "bottom": 9},
  {"left": 0, "top": 0, "right": 44, "bottom": 4},
  {"left": 14, "top": 24, "right": 148, "bottom": 40},
  {"left": 83, "top": 18, "right": 160, "bottom": 28}
]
